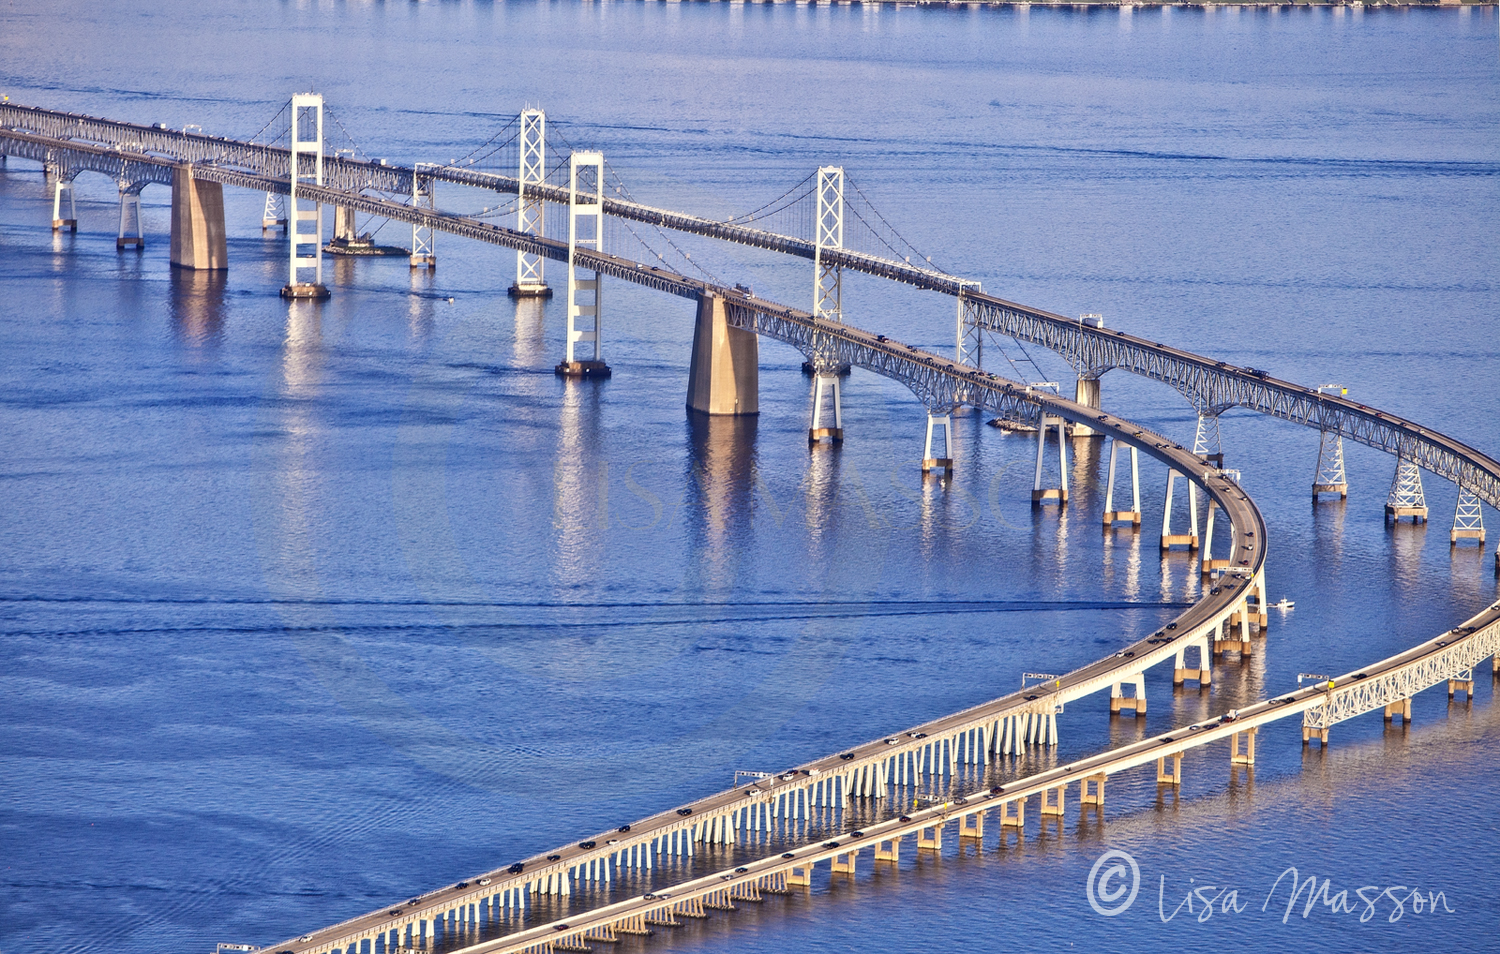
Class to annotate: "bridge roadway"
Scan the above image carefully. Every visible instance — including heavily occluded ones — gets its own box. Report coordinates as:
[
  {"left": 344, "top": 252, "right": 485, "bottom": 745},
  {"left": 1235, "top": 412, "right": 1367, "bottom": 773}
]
[
  {"left": 251, "top": 385, "right": 1266, "bottom": 954},
  {"left": 5, "top": 102, "right": 1496, "bottom": 514},
  {"left": 475, "top": 600, "right": 1500, "bottom": 954}
]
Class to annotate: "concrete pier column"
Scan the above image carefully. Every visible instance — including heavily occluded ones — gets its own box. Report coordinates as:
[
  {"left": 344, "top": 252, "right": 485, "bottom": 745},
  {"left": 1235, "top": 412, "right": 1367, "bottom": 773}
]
[
  {"left": 1161, "top": 471, "right": 1200, "bottom": 550},
  {"left": 116, "top": 188, "right": 144, "bottom": 250},
  {"left": 1041, "top": 784, "right": 1066, "bottom": 816},
  {"left": 52, "top": 176, "right": 78, "bottom": 231},
  {"left": 333, "top": 205, "right": 358, "bottom": 243},
  {"left": 1070, "top": 375, "right": 1102, "bottom": 437},
  {"left": 686, "top": 293, "right": 758, "bottom": 416},
  {"left": 169, "top": 164, "right": 228, "bottom": 271},
  {"left": 1200, "top": 500, "right": 1231, "bottom": 575},
  {"left": 1109, "top": 674, "right": 1146, "bottom": 716},
  {"left": 922, "top": 410, "right": 953, "bottom": 474},
  {"left": 1032, "top": 413, "right": 1069, "bottom": 505},
  {"left": 1103, "top": 439, "right": 1142, "bottom": 527},
  {"left": 808, "top": 371, "right": 843, "bottom": 443},
  {"left": 1230, "top": 727, "right": 1257, "bottom": 764},
  {"left": 1080, "top": 773, "right": 1106, "bottom": 807}
]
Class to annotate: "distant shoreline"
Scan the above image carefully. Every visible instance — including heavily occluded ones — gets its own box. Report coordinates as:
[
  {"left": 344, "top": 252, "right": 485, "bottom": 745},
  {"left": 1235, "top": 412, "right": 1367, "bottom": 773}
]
[{"left": 727, "top": 1, "right": 1497, "bottom": 7}]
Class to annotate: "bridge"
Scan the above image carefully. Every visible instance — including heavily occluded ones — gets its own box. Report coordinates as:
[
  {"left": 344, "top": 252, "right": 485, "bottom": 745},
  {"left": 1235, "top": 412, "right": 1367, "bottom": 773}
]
[{"left": 4, "top": 95, "right": 1498, "bottom": 954}]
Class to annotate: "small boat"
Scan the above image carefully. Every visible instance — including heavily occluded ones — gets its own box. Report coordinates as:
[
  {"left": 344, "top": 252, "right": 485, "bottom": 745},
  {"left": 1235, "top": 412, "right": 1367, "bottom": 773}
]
[{"left": 1273, "top": 598, "right": 1295, "bottom": 610}]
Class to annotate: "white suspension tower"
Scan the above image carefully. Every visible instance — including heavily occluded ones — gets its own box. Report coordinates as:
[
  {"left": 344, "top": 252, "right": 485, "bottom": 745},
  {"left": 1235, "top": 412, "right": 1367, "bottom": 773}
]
[
  {"left": 410, "top": 164, "right": 436, "bottom": 270},
  {"left": 509, "top": 108, "right": 551, "bottom": 298},
  {"left": 555, "top": 151, "right": 609, "bottom": 378},
  {"left": 808, "top": 166, "right": 845, "bottom": 444},
  {"left": 281, "top": 93, "right": 329, "bottom": 300}
]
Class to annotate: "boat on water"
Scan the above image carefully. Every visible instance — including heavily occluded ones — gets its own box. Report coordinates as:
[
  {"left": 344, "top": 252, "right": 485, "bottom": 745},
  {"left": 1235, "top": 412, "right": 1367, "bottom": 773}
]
[{"left": 1273, "top": 597, "right": 1295, "bottom": 610}]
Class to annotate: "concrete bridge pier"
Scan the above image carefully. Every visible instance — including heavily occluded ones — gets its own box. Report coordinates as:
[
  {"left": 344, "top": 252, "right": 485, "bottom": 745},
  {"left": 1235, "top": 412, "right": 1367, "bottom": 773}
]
[
  {"left": 1031, "top": 413, "right": 1068, "bottom": 505},
  {"left": 116, "top": 185, "right": 144, "bottom": 250},
  {"left": 1102, "top": 438, "right": 1141, "bottom": 527},
  {"left": 1069, "top": 375, "right": 1104, "bottom": 437},
  {"left": 1172, "top": 634, "right": 1211, "bottom": 687},
  {"left": 921, "top": 409, "right": 953, "bottom": 474},
  {"left": 686, "top": 293, "right": 758, "bottom": 416},
  {"left": 1200, "top": 502, "right": 1231, "bottom": 575},
  {"left": 169, "top": 164, "right": 227, "bottom": 270},
  {"left": 1160, "top": 471, "right": 1200, "bottom": 550},
  {"left": 1109, "top": 674, "right": 1146, "bottom": 716},
  {"left": 807, "top": 371, "right": 843, "bottom": 443},
  {"left": 51, "top": 175, "right": 78, "bottom": 231}
]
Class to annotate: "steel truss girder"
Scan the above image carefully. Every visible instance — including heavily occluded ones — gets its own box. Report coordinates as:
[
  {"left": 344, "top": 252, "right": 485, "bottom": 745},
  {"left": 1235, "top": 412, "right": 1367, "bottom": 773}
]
[
  {"left": 964, "top": 296, "right": 1500, "bottom": 512},
  {"left": 1302, "top": 617, "right": 1500, "bottom": 730}
]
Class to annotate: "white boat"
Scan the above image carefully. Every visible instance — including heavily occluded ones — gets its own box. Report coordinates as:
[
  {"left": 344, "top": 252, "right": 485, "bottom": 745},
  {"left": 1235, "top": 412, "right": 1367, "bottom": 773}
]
[{"left": 1273, "top": 598, "right": 1295, "bottom": 610}]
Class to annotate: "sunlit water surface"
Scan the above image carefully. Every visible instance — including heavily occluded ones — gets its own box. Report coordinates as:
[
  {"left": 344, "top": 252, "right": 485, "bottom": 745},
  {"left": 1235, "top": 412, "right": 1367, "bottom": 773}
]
[{"left": 1, "top": 3, "right": 1498, "bottom": 953}]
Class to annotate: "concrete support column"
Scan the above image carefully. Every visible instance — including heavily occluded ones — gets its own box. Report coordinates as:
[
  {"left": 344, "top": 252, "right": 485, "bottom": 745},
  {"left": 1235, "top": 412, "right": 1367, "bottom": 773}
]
[
  {"left": 686, "top": 293, "right": 758, "bottom": 416},
  {"left": 1109, "top": 674, "right": 1146, "bottom": 716},
  {"left": 808, "top": 372, "right": 843, "bottom": 443},
  {"left": 1080, "top": 773, "right": 1106, "bottom": 806},
  {"left": 116, "top": 188, "right": 144, "bottom": 250},
  {"left": 1230, "top": 727, "right": 1257, "bottom": 764},
  {"left": 1156, "top": 752, "right": 1183, "bottom": 785},
  {"left": 52, "top": 176, "right": 78, "bottom": 231},
  {"left": 917, "top": 824, "right": 942, "bottom": 851},
  {"left": 1103, "top": 439, "right": 1141, "bottom": 527},
  {"left": 921, "top": 410, "right": 954, "bottom": 474},
  {"left": 1070, "top": 375, "right": 1102, "bottom": 437},
  {"left": 1041, "top": 784, "right": 1066, "bottom": 816},
  {"left": 1383, "top": 697, "right": 1413, "bottom": 723},
  {"left": 333, "top": 205, "right": 358, "bottom": 243},
  {"left": 1161, "top": 471, "right": 1200, "bottom": 550},
  {"left": 169, "top": 164, "right": 227, "bottom": 271},
  {"left": 1032, "top": 413, "right": 1068, "bottom": 505},
  {"left": 959, "top": 811, "right": 984, "bottom": 840}
]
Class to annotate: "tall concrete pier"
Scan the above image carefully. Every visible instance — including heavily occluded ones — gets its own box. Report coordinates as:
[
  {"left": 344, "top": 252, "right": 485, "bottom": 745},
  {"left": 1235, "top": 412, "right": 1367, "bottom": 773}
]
[
  {"left": 686, "top": 293, "right": 758, "bottom": 416},
  {"left": 168, "top": 164, "right": 227, "bottom": 270}
]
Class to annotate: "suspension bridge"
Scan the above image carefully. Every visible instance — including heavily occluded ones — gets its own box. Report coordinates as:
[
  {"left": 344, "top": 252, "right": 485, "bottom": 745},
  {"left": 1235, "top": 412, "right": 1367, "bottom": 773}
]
[{"left": 3, "top": 94, "right": 1497, "bottom": 954}]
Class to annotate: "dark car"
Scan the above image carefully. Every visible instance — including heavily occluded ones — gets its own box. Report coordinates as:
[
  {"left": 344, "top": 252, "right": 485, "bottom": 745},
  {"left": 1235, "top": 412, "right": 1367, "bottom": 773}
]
[
  {"left": 579, "top": 841, "right": 596, "bottom": 850},
  {"left": 389, "top": 910, "right": 402, "bottom": 918},
  {"left": 782, "top": 852, "right": 796, "bottom": 859},
  {"left": 456, "top": 881, "right": 468, "bottom": 889},
  {"left": 899, "top": 816, "right": 912, "bottom": 823},
  {"left": 839, "top": 752, "right": 856, "bottom": 761},
  {"left": 850, "top": 830, "right": 865, "bottom": 838},
  {"left": 617, "top": 825, "right": 631, "bottom": 833},
  {"left": 735, "top": 867, "right": 749, "bottom": 874},
  {"left": 547, "top": 854, "right": 561, "bottom": 862},
  {"left": 677, "top": 808, "right": 693, "bottom": 816},
  {"left": 508, "top": 863, "right": 525, "bottom": 874},
  {"left": 823, "top": 841, "right": 840, "bottom": 849}
]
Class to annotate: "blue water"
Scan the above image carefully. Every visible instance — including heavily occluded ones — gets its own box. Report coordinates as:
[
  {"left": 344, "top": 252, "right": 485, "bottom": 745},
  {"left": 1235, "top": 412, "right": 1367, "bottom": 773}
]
[{"left": 2, "top": 2, "right": 1498, "bottom": 953}]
